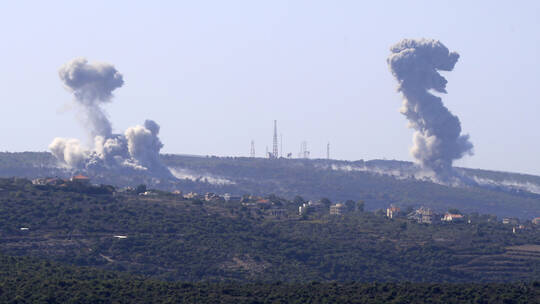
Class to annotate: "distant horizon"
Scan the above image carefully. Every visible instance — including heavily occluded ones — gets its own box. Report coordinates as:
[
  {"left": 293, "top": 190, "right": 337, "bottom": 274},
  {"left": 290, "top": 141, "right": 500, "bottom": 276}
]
[{"left": 3, "top": 149, "right": 539, "bottom": 177}]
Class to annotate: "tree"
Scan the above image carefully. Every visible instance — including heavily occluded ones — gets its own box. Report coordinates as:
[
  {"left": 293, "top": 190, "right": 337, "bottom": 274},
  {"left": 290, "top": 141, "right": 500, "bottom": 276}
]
[
  {"left": 293, "top": 196, "right": 305, "bottom": 205},
  {"left": 356, "top": 200, "right": 365, "bottom": 212},
  {"left": 320, "top": 198, "right": 332, "bottom": 209},
  {"left": 448, "top": 209, "right": 461, "bottom": 215},
  {"left": 344, "top": 200, "right": 356, "bottom": 213},
  {"left": 135, "top": 184, "right": 147, "bottom": 195}
]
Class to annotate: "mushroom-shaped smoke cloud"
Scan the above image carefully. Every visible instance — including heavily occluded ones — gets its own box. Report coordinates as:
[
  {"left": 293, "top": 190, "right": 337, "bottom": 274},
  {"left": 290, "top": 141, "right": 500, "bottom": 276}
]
[
  {"left": 58, "top": 58, "right": 124, "bottom": 137},
  {"left": 387, "top": 39, "right": 473, "bottom": 182},
  {"left": 50, "top": 58, "right": 173, "bottom": 179}
]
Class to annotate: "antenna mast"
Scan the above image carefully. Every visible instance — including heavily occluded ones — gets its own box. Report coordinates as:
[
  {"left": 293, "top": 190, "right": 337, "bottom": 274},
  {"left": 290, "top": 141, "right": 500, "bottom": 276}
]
[
  {"left": 327, "top": 142, "right": 330, "bottom": 160},
  {"left": 272, "top": 120, "right": 278, "bottom": 158},
  {"left": 299, "top": 141, "right": 310, "bottom": 159},
  {"left": 280, "top": 133, "right": 283, "bottom": 158}
]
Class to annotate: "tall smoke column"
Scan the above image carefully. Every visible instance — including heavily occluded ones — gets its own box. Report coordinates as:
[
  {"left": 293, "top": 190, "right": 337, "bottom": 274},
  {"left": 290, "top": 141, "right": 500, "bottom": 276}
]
[
  {"left": 50, "top": 57, "right": 174, "bottom": 179},
  {"left": 387, "top": 39, "right": 473, "bottom": 181},
  {"left": 58, "top": 58, "right": 124, "bottom": 137}
]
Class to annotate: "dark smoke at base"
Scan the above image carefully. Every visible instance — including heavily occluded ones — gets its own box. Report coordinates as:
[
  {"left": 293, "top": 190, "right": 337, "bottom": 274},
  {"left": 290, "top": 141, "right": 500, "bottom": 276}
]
[
  {"left": 49, "top": 58, "right": 175, "bottom": 180},
  {"left": 387, "top": 39, "right": 474, "bottom": 184}
]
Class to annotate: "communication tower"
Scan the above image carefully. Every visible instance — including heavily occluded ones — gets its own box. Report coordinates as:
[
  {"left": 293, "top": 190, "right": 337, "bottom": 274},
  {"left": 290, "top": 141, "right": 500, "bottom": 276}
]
[
  {"left": 272, "top": 120, "right": 278, "bottom": 158},
  {"left": 298, "top": 141, "right": 310, "bottom": 159}
]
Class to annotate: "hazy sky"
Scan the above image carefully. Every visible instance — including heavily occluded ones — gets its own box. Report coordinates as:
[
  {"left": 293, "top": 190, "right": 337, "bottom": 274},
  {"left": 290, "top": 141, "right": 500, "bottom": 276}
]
[{"left": 1, "top": 1, "right": 539, "bottom": 175}]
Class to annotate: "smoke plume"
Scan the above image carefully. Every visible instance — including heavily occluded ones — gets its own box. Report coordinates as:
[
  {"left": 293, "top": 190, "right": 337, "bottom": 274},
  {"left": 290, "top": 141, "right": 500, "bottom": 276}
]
[
  {"left": 387, "top": 39, "right": 473, "bottom": 182},
  {"left": 58, "top": 58, "right": 124, "bottom": 137},
  {"left": 50, "top": 58, "right": 173, "bottom": 179}
]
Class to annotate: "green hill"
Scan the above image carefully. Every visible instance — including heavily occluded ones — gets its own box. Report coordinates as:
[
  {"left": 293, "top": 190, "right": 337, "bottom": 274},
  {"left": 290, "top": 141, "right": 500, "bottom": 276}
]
[
  {"left": 1, "top": 254, "right": 538, "bottom": 304},
  {"left": 1, "top": 178, "right": 539, "bottom": 283}
]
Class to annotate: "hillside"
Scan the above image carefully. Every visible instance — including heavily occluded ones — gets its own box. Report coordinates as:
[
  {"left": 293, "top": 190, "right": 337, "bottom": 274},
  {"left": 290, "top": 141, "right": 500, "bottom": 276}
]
[
  {"left": 1, "top": 255, "right": 538, "bottom": 304},
  {"left": 0, "top": 178, "right": 539, "bottom": 283},
  {"left": 1, "top": 152, "right": 540, "bottom": 218}
]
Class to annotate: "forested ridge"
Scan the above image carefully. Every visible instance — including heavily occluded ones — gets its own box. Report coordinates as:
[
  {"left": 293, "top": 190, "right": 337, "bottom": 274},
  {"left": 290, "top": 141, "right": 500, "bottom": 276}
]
[{"left": 0, "top": 254, "right": 538, "bottom": 303}]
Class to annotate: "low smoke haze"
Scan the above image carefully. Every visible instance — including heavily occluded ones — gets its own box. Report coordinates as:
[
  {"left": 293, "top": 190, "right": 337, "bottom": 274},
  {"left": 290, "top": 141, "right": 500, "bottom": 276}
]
[{"left": 1, "top": 1, "right": 540, "bottom": 176}]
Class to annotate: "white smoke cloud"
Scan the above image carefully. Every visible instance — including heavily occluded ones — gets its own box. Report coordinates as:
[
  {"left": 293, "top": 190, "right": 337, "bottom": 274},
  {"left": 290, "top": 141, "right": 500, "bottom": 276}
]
[
  {"left": 49, "top": 138, "right": 89, "bottom": 168},
  {"left": 387, "top": 39, "right": 474, "bottom": 183},
  {"left": 472, "top": 177, "right": 540, "bottom": 195},
  {"left": 169, "top": 168, "right": 235, "bottom": 185},
  {"left": 125, "top": 120, "right": 164, "bottom": 169},
  {"left": 50, "top": 58, "right": 173, "bottom": 179}
]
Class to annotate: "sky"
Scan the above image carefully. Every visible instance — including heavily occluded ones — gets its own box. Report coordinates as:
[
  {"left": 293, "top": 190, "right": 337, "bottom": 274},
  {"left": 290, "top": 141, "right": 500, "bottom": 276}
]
[{"left": 1, "top": 1, "right": 539, "bottom": 175}]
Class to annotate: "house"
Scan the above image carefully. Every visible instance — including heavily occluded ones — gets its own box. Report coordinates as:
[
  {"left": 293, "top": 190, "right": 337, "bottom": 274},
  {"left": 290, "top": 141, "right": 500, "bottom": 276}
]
[
  {"left": 308, "top": 200, "right": 325, "bottom": 211},
  {"left": 71, "top": 175, "right": 90, "bottom": 185},
  {"left": 223, "top": 193, "right": 241, "bottom": 202},
  {"left": 408, "top": 207, "right": 436, "bottom": 224},
  {"left": 202, "top": 192, "right": 223, "bottom": 203},
  {"left": 33, "top": 177, "right": 65, "bottom": 186},
  {"left": 32, "top": 178, "right": 47, "bottom": 185},
  {"left": 502, "top": 218, "right": 519, "bottom": 225},
  {"left": 532, "top": 217, "right": 540, "bottom": 225},
  {"left": 140, "top": 190, "right": 159, "bottom": 196},
  {"left": 442, "top": 213, "right": 464, "bottom": 222},
  {"left": 299, "top": 200, "right": 325, "bottom": 215},
  {"left": 256, "top": 199, "right": 270, "bottom": 204},
  {"left": 183, "top": 192, "right": 199, "bottom": 199},
  {"left": 268, "top": 208, "right": 287, "bottom": 218},
  {"left": 330, "top": 203, "right": 345, "bottom": 215},
  {"left": 386, "top": 206, "right": 400, "bottom": 219}
]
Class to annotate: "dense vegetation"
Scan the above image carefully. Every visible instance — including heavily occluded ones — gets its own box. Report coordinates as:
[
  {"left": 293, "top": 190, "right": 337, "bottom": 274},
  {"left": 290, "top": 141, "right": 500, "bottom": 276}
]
[
  {"left": 1, "top": 254, "right": 538, "bottom": 303},
  {"left": 1, "top": 178, "right": 539, "bottom": 283},
  {"left": 1, "top": 152, "right": 539, "bottom": 218}
]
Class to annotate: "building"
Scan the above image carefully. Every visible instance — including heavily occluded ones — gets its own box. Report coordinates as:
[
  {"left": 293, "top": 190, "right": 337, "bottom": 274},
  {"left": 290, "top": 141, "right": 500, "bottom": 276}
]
[
  {"left": 32, "top": 177, "right": 65, "bottom": 186},
  {"left": 408, "top": 207, "right": 436, "bottom": 224},
  {"left": 442, "top": 213, "right": 464, "bottom": 222},
  {"left": 140, "top": 191, "right": 158, "bottom": 196},
  {"left": 71, "top": 175, "right": 90, "bottom": 184},
  {"left": 299, "top": 200, "right": 325, "bottom": 215},
  {"left": 330, "top": 203, "right": 345, "bottom": 215},
  {"left": 268, "top": 208, "right": 287, "bottom": 218},
  {"left": 222, "top": 193, "right": 241, "bottom": 202},
  {"left": 386, "top": 206, "right": 400, "bottom": 219},
  {"left": 532, "top": 217, "right": 540, "bottom": 225},
  {"left": 502, "top": 218, "right": 519, "bottom": 225},
  {"left": 183, "top": 192, "right": 199, "bottom": 199},
  {"left": 32, "top": 178, "right": 46, "bottom": 185}
]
